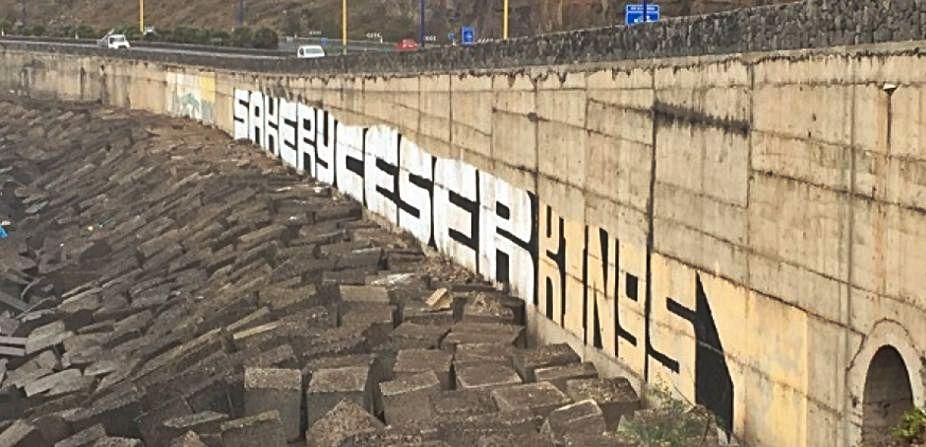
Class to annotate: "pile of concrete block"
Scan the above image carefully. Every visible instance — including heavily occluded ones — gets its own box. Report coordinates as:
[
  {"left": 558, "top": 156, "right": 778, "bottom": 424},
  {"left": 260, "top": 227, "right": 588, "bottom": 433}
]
[{"left": 0, "top": 98, "right": 655, "bottom": 446}]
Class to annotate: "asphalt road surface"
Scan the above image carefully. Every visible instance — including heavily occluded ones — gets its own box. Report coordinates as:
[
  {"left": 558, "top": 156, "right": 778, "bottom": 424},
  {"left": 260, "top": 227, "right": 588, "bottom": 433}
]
[{"left": 0, "top": 38, "right": 287, "bottom": 60}]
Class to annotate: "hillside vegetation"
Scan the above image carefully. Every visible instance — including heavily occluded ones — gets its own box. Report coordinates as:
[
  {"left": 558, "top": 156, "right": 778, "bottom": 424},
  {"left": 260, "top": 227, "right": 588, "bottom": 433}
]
[{"left": 0, "top": 0, "right": 788, "bottom": 42}]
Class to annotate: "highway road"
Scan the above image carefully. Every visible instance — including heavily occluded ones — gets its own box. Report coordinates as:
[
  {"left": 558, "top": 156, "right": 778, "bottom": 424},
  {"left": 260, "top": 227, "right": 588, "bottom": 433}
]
[{"left": 0, "top": 38, "right": 288, "bottom": 60}]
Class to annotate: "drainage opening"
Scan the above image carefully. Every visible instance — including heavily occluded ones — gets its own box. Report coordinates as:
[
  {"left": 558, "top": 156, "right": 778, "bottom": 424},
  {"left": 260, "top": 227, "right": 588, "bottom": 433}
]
[{"left": 862, "top": 345, "right": 914, "bottom": 443}]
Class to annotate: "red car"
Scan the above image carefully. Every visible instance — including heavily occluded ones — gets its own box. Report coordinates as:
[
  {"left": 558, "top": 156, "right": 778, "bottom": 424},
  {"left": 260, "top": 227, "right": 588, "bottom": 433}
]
[{"left": 395, "top": 38, "right": 419, "bottom": 51}]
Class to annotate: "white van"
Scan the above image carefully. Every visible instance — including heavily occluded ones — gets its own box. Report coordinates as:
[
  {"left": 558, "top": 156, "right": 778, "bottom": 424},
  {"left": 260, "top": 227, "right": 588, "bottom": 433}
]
[
  {"left": 98, "top": 34, "right": 131, "bottom": 50},
  {"left": 296, "top": 45, "right": 325, "bottom": 59}
]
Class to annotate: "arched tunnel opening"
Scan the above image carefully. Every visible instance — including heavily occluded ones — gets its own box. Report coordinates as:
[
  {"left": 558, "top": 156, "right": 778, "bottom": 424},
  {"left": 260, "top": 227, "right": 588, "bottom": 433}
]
[{"left": 862, "top": 345, "right": 915, "bottom": 444}]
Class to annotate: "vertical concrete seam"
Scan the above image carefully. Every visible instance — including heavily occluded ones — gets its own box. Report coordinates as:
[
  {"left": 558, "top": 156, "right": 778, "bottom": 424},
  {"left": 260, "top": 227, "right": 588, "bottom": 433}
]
[
  {"left": 843, "top": 48, "right": 858, "bottom": 447},
  {"left": 643, "top": 66, "right": 657, "bottom": 383}
]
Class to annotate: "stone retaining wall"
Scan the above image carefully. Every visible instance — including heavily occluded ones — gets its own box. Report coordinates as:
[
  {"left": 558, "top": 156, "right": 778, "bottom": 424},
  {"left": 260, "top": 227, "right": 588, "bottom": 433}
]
[{"left": 2, "top": 2, "right": 926, "bottom": 445}]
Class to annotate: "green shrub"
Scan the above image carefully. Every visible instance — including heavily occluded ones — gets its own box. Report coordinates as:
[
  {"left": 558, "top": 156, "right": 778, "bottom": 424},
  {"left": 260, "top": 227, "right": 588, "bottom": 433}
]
[
  {"left": 617, "top": 384, "right": 721, "bottom": 447},
  {"left": 75, "top": 24, "right": 97, "bottom": 38},
  {"left": 208, "top": 29, "right": 230, "bottom": 46},
  {"left": 230, "top": 27, "right": 254, "bottom": 47},
  {"left": 26, "top": 25, "right": 48, "bottom": 36},
  {"left": 892, "top": 406, "right": 926, "bottom": 444},
  {"left": 251, "top": 27, "right": 278, "bottom": 49}
]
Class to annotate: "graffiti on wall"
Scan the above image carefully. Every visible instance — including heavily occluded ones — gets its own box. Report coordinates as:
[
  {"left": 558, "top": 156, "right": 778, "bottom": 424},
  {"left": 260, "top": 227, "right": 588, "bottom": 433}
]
[
  {"left": 233, "top": 88, "right": 736, "bottom": 434},
  {"left": 167, "top": 73, "right": 216, "bottom": 125}
]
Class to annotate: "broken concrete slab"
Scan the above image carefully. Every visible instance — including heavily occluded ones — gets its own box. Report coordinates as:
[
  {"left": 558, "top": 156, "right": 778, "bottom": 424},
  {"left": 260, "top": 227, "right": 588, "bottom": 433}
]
[
  {"left": 25, "top": 321, "right": 73, "bottom": 354},
  {"left": 243, "top": 367, "right": 301, "bottom": 441},
  {"left": 305, "top": 365, "right": 372, "bottom": 429},
  {"left": 490, "top": 382, "right": 572, "bottom": 419},
  {"left": 564, "top": 377, "right": 640, "bottom": 429},
  {"left": 160, "top": 411, "right": 228, "bottom": 445},
  {"left": 306, "top": 399, "right": 385, "bottom": 447},
  {"left": 90, "top": 437, "right": 142, "bottom": 447},
  {"left": 539, "top": 399, "right": 607, "bottom": 443},
  {"left": 425, "top": 288, "right": 452, "bottom": 311}
]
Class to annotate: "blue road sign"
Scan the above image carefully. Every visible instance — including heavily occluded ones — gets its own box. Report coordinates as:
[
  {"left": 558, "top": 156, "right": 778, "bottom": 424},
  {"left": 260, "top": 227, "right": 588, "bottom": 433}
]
[
  {"left": 625, "top": 3, "right": 660, "bottom": 26},
  {"left": 448, "top": 31, "right": 456, "bottom": 42},
  {"left": 461, "top": 26, "right": 475, "bottom": 46},
  {"left": 320, "top": 37, "right": 329, "bottom": 46}
]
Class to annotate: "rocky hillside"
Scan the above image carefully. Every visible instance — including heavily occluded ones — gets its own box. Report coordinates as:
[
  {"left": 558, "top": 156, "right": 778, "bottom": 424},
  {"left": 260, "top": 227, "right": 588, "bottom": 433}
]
[{"left": 0, "top": 0, "right": 791, "bottom": 41}]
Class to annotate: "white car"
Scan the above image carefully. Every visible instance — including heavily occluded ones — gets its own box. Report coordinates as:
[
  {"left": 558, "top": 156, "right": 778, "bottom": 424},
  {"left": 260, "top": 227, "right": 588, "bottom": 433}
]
[
  {"left": 296, "top": 45, "right": 325, "bottom": 59},
  {"left": 98, "top": 34, "right": 131, "bottom": 50}
]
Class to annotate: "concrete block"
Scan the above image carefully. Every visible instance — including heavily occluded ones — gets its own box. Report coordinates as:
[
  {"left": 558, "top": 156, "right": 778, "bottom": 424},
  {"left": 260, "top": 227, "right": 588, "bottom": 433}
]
[
  {"left": 512, "top": 343, "right": 581, "bottom": 382},
  {"left": 455, "top": 363, "right": 522, "bottom": 391},
  {"left": 30, "top": 414, "right": 70, "bottom": 445},
  {"left": 564, "top": 377, "right": 640, "bottom": 429},
  {"left": 435, "top": 409, "right": 542, "bottom": 446},
  {"left": 219, "top": 411, "right": 286, "bottom": 447},
  {"left": 91, "top": 438, "right": 142, "bottom": 447},
  {"left": 340, "top": 304, "right": 396, "bottom": 347},
  {"left": 380, "top": 370, "right": 440, "bottom": 425},
  {"left": 393, "top": 349, "right": 453, "bottom": 390},
  {"left": 25, "top": 369, "right": 83, "bottom": 397},
  {"left": 134, "top": 398, "right": 193, "bottom": 446},
  {"left": 452, "top": 343, "right": 516, "bottom": 368},
  {"left": 161, "top": 412, "right": 228, "bottom": 444},
  {"left": 534, "top": 362, "right": 598, "bottom": 392},
  {"left": 441, "top": 323, "right": 525, "bottom": 351},
  {"left": 338, "top": 285, "right": 390, "bottom": 305},
  {"left": 456, "top": 293, "right": 522, "bottom": 325},
  {"left": 65, "top": 389, "right": 143, "bottom": 438},
  {"left": 306, "top": 400, "right": 385, "bottom": 447},
  {"left": 391, "top": 322, "right": 449, "bottom": 349},
  {"left": 491, "top": 382, "right": 572, "bottom": 419},
  {"left": 53, "top": 424, "right": 105, "bottom": 447},
  {"left": 305, "top": 366, "right": 371, "bottom": 429},
  {"left": 7, "top": 350, "right": 58, "bottom": 388},
  {"left": 477, "top": 432, "right": 556, "bottom": 447},
  {"left": 25, "top": 321, "right": 72, "bottom": 354},
  {"left": 431, "top": 390, "right": 497, "bottom": 418},
  {"left": 243, "top": 367, "right": 302, "bottom": 441},
  {"left": 539, "top": 399, "right": 607, "bottom": 443},
  {"left": 0, "top": 420, "right": 49, "bottom": 447},
  {"left": 167, "top": 432, "right": 208, "bottom": 447}
]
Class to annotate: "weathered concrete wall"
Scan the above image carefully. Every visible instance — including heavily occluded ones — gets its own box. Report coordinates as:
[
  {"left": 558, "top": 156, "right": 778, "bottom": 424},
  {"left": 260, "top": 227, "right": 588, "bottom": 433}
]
[{"left": 3, "top": 36, "right": 926, "bottom": 447}]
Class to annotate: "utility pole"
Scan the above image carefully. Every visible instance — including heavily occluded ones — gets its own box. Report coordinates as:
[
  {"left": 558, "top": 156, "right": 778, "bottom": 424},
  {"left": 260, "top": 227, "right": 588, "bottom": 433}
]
[
  {"left": 238, "top": 0, "right": 245, "bottom": 27},
  {"left": 341, "top": 0, "right": 347, "bottom": 55},
  {"left": 502, "top": 0, "right": 509, "bottom": 40},
  {"left": 139, "top": 0, "right": 145, "bottom": 33},
  {"left": 418, "top": 0, "right": 425, "bottom": 47},
  {"left": 642, "top": 0, "right": 648, "bottom": 23}
]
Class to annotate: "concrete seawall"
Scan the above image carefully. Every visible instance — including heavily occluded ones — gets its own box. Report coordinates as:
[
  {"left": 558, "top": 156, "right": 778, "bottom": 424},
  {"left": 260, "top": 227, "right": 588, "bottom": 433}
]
[{"left": 3, "top": 21, "right": 926, "bottom": 447}]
